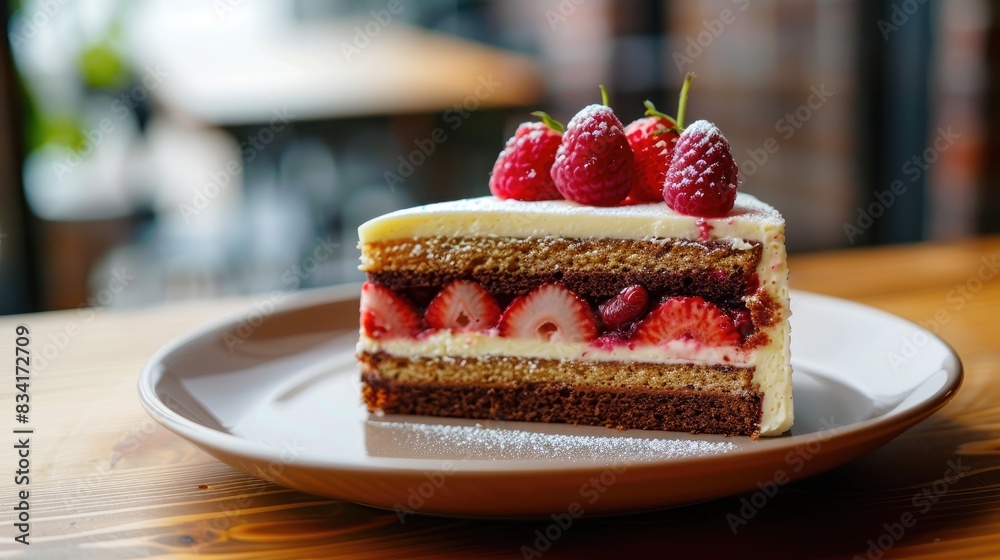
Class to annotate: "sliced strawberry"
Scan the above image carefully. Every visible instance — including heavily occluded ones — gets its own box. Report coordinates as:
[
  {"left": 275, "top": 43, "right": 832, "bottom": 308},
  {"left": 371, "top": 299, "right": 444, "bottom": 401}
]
[
  {"left": 498, "top": 284, "right": 598, "bottom": 342},
  {"left": 360, "top": 282, "right": 422, "bottom": 339},
  {"left": 424, "top": 280, "right": 501, "bottom": 331},
  {"left": 633, "top": 296, "right": 739, "bottom": 347},
  {"left": 598, "top": 285, "right": 649, "bottom": 330}
]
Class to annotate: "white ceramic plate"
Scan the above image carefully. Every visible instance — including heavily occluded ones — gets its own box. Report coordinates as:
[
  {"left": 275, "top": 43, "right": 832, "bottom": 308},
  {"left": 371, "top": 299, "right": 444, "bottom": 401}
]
[{"left": 138, "top": 286, "right": 962, "bottom": 517}]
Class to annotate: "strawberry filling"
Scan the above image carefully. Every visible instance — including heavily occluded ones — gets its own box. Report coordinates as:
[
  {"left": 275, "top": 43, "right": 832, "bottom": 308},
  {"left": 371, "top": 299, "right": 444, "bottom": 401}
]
[{"left": 360, "top": 280, "right": 768, "bottom": 349}]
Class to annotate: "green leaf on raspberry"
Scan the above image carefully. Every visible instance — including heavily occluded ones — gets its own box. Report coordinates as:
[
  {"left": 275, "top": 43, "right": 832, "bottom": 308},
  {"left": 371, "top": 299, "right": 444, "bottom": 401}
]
[
  {"left": 640, "top": 72, "right": 695, "bottom": 134},
  {"left": 643, "top": 100, "right": 674, "bottom": 122},
  {"left": 530, "top": 111, "right": 565, "bottom": 134}
]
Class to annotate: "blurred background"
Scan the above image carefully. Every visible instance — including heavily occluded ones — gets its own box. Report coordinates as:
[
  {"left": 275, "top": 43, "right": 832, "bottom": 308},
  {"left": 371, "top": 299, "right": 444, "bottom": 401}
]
[{"left": 0, "top": 0, "right": 993, "bottom": 314}]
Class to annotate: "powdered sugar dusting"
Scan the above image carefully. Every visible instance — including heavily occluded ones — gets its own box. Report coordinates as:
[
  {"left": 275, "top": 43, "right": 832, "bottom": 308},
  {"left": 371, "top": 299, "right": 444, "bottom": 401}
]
[
  {"left": 367, "top": 420, "right": 739, "bottom": 462},
  {"left": 683, "top": 119, "right": 724, "bottom": 139},
  {"left": 567, "top": 103, "right": 616, "bottom": 129}
]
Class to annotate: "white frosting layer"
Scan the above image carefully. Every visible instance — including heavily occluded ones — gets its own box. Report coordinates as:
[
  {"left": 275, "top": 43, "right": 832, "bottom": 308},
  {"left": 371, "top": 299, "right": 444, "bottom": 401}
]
[
  {"left": 358, "top": 194, "right": 782, "bottom": 243},
  {"left": 359, "top": 331, "right": 756, "bottom": 367},
  {"left": 357, "top": 194, "right": 793, "bottom": 436}
]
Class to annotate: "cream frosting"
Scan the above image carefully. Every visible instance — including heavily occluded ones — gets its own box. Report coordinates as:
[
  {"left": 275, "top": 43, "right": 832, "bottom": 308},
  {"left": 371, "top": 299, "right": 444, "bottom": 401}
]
[
  {"left": 357, "top": 193, "right": 793, "bottom": 436},
  {"left": 358, "top": 193, "right": 782, "bottom": 243},
  {"left": 359, "top": 331, "right": 756, "bottom": 368}
]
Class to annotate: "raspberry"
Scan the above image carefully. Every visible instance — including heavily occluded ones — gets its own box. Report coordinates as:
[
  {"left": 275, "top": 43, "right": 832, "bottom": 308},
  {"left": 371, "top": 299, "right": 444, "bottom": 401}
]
[
  {"left": 626, "top": 74, "right": 695, "bottom": 202},
  {"left": 551, "top": 88, "right": 635, "bottom": 206},
  {"left": 625, "top": 116, "right": 678, "bottom": 202},
  {"left": 598, "top": 285, "right": 649, "bottom": 330},
  {"left": 662, "top": 119, "right": 738, "bottom": 217},
  {"left": 489, "top": 115, "right": 563, "bottom": 201}
]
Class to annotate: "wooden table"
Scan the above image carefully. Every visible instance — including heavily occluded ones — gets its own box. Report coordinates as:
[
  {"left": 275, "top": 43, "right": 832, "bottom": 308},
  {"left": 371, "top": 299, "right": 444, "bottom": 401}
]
[{"left": 2, "top": 237, "right": 998, "bottom": 558}]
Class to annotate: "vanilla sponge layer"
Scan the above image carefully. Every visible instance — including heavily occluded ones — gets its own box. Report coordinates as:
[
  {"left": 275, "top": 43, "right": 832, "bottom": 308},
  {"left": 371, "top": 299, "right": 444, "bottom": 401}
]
[{"left": 359, "top": 351, "right": 757, "bottom": 394}]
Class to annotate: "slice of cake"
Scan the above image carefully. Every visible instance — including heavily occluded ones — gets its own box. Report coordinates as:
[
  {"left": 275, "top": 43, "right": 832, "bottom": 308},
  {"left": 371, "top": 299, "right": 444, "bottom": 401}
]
[
  {"left": 357, "top": 195, "right": 791, "bottom": 437},
  {"left": 357, "top": 78, "right": 792, "bottom": 437}
]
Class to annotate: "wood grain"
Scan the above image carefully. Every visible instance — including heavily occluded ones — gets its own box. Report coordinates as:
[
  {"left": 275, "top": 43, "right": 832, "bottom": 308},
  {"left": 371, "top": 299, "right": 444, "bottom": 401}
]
[{"left": 2, "top": 237, "right": 999, "bottom": 558}]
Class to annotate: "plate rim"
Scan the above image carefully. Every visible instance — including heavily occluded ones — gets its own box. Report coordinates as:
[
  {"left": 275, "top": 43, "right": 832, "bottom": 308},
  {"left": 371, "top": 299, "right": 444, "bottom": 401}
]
[{"left": 137, "top": 286, "right": 964, "bottom": 475}]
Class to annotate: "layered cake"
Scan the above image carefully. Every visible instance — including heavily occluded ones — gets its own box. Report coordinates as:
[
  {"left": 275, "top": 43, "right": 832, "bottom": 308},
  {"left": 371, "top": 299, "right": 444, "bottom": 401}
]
[{"left": 358, "top": 78, "right": 793, "bottom": 437}]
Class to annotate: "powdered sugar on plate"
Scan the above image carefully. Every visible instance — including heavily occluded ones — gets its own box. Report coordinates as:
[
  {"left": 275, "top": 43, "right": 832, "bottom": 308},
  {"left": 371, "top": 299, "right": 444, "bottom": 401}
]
[{"left": 365, "top": 420, "right": 739, "bottom": 462}]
